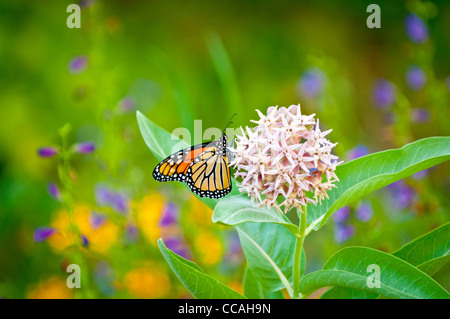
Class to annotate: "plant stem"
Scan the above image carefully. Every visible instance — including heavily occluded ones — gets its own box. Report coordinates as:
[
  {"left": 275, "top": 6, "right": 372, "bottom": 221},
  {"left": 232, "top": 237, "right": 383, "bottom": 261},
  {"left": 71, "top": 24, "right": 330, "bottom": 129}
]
[
  {"left": 58, "top": 124, "right": 92, "bottom": 298},
  {"left": 293, "top": 207, "right": 307, "bottom": 299}
]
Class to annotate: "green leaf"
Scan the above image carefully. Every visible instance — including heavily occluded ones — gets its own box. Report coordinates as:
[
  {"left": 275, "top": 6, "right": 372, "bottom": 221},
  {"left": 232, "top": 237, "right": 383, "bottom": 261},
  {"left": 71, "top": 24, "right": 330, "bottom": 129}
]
[
  {"left": 147, "top": 46, "right": 195, "bottom": 132},
  {"left": 430, "top": 261, "right": 450, "bottom": 291},
  {"left": 235, "top": 222, "right": 305, "bottom": 296},
  {"left": 212, "top": 195, "right": 300, "bottom": 236},
  {"left": 205, "top": 32, "right": 243, "bottom": 116},
  {"left": 137, "top": 110, "right": 189, "bottom": 161},
  {"left": 393, "top": 222, "right": 450, "bottom": 275},
  {"left": 300, "top": 247, "right": 449, "bottom": 299},
  {"left": 416, "top": 256, "right": 450, "bottom": 277},
  {"left": 322, "top": 222, "right": 450, "bottom": 299},
  {"left": 136, "top": 111, "right": 240, "bottom": 209},
  {"left": 158, "top": 239, "right": 246, "bottom": 299},
  {"left": 243, "top": 267, "right": 284, "bottom": 299},
  {"left": 308, "top": 137, "right": 450, "bottom": 230},
  {"left": 320, "top": 287, "right": 378, "bottom": 299}
]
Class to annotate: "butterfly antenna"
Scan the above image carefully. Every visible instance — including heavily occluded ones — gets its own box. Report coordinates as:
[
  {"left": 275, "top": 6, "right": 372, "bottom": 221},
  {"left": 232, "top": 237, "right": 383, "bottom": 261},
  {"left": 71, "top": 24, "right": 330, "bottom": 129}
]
[{"left": 222, "top": 113, "right": 238, "bottom": 134}]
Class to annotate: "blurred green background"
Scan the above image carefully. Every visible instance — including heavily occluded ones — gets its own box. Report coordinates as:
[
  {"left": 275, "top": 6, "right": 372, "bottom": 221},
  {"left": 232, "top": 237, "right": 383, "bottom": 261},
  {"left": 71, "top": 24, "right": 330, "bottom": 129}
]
[{"left": 0, "top": 0, "right": 449, "bottom": 298}]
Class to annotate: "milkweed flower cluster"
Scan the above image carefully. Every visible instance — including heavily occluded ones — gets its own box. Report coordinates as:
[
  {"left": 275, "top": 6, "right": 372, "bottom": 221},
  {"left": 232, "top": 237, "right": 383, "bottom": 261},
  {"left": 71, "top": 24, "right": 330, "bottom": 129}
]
[{"left": 231, "top": 105, "right": 342, "bottom": 214}]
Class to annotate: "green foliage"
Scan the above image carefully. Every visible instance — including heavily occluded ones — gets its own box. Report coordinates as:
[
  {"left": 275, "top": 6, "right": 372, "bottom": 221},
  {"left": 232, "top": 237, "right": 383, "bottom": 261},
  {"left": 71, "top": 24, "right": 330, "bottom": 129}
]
[
  {"left": 242, "top": 267, "right": 284, "bottom": 299},
  {"left": 307, "top": 137, "right": 450, "bottom": 231},
  {"left": 213, "top": 195, "right": 300, "bottom": 236},
  {"left": 3, "top": 0, "right": 450, "bottom": 300},
  {"left": 158, "top": 239, "right": 245, "bottom": 299},
  {"left": 300, "top": 247, "right": 449, "bottom": 299},
  {"left": 322, "top": 222, "right": 450, "bottom": 299},
  {"left": 393, "top": 222, "right": 450, "bottom": 273},
  {"left": 137, "top": 110, "right": 189, "bottom": 161},
  {"left": 138, "top": 110, "right": 449, "bottom": 299},
  {"left": 214, "top": 137, "right": 450, "bottom": 237},
  {"left": 236, "top": 222, "right": 296, "bottom": 294}
]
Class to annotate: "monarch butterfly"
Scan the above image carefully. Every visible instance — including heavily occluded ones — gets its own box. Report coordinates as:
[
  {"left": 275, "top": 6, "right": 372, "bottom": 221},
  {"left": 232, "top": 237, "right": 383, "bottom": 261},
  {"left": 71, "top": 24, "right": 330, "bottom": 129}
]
[{"left": 152, "top": 115, "right": 236, "bottom": 199}]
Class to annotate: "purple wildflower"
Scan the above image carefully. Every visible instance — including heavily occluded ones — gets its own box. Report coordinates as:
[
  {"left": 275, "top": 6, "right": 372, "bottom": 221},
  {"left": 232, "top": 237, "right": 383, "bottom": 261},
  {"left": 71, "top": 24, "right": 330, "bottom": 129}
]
[
  {"left": 119, "top": 98, "right": 135, "bottom": 113},
  {"left": 93, "top": 261, "right": 116, "bottom": 296},
  {"left": 346, "top": 145, "right": 369, "bottom": 160},
  {"left": 355, "top": 202, "right": 373, "bottom": 222},
  {"left": 68, "top": 55, "right": 88, "bottom": 74},
  {"left": 89, "top": 212, "right": 107, "bottom": 230},
  {"left": 110, "top": 192, "right": 129, "bottom": 214},
  {"left": 95, "top": 184, "right": 112, "bottom": 207},
  {"left": 159, "top": 203, "right": 178, "bottom": 227},
  {"left": 125, "top": 224, "right": 139, "bottom": 243},
  {"left": 81, "top": 235, "right": 89, "bottom": 247},
  {"left": 297, "top": 68, "right": 327, "bottom": 99},
  {"left": 37, "top": 147, "right": 59, "bottom": 158},
  {"left": 334, "top": 224, "right": 355, "bottom": 244},
  {"left": 405, "top": 13, "right": 429, "bottom": 44},
  {"left": 411, "top": 108, "right": 430, "bottom": 123},
  {"left": 412, "top": 169, "right": 429, "bottom": 180},
  {"left": 79, "top": 0, "right": 97, "bottom": 8},
  {"left": 372, "top": 79, "right": 397, "bottom": 108},
  {"left": 34, "top": 227, "right": 56, "bottom": 242},
  {"left": 47, "top": 182, "right": 61, "bottom": 201},
  {"left": 225, "top": 232, "right": 243, "bottom": 263},
  {"left": 333, "top": 206, "right": 350, "bottom": 224},
  {"left": 383, "top": 111, "right": 398, "bottom": 124},
  {"left": 72, "top": 142, "right": 95, "bottom": 154},
  {"left": 388, "top": 180, "right": 416, "bottom": 209},
  {"left": 94, "top": 184, "right": 129, "bottom": 214},
  {"left": 165, "top": 237, "right": 190, "bottom": 259},
  {"left": 228, "top": 232, "right": 242, "bottom": 255},
  {"left": 406, "top": 65, "right": 427, "bottom": 90}
]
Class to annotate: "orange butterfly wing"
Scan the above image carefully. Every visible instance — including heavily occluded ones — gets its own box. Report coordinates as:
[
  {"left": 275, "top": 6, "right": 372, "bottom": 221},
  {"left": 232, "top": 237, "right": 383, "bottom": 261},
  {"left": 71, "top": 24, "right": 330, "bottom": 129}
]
[{"left": 152, "top": 135, "right": 232, "bottom": 199}]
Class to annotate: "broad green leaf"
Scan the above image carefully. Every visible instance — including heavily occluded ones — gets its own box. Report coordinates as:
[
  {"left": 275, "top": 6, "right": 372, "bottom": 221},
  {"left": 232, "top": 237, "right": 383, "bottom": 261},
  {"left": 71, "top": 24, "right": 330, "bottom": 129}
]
[
  {"left": 213, "top": 195, "right": 300, "bottom": 236},
  {"left": 158, "top": 239, "right": 245, "bottom": 299},
  {"left": 235, "top": 222, "right": 305, "bottom": 295},
  {"left": 136, "top": 111, "right": 240, "bottom": 209},
  {"left": 416, "top": 256, "right": 450, "bottom": 277},
  {"left": 243, "top": 267, "right": 284, "bottom": 299},
  {"left": 320, "top": 287, "right": 378, "bottom": 299},
  {"left": 137, "top": 110, "right": 189, "bottom": 160},
  {"left": 300, "top": 247, "right": 449, "bottom": 299},
  {"left": 392, "top": 222, "right": 450, "bottom": 275},
  {"left": 430, "top": 261, "right": 450, "bottom": 291},
  {"left": 308, "top": 137, "right": 450, "bottom": 230},
  {"left": 322, "top": 222, "right": 450, "bottom": 299}
]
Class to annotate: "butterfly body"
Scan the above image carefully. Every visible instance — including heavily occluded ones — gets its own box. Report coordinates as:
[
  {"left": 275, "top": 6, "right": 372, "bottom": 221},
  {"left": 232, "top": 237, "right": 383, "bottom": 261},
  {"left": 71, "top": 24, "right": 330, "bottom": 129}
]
[{"left": 153, "top": 134, "right": 232, "bottom": 199}]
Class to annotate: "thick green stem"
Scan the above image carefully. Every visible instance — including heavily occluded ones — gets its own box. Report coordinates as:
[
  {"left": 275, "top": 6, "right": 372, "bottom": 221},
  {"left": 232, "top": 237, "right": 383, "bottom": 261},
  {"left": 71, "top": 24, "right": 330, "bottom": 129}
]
[{"left": 293, "top": 207, "right": 307, "bottom": 299}]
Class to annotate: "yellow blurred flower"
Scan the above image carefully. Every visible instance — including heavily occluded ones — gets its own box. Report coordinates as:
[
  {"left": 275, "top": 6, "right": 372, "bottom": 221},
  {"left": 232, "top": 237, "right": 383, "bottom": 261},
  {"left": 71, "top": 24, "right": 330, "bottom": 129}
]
[
  {"left": 134, "top": 194, "right": 164, "bottom": 245},
  {"left": 188, "top": 195, "right": 213, "bottom": 226},
  {"left": 193, "top": 231, "right": 223, "bottom": 265},
  {"left": 47, "top": 204, "right": 119, "bottom": 254},
  {"left": 124, "top": 264, "right": 170, "bottom": 298},
  {"left": 27, "top": 277, "right": 72, "bottom": 299},
  {"left": 227, "top": 280, "right": 244, "bottom": 295}
]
